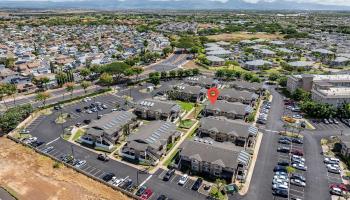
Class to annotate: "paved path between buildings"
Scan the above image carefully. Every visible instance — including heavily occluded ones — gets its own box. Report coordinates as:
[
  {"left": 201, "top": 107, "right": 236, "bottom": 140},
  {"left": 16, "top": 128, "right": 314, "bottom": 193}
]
[{"left": 150, "top": 120, "right": 199, "bottom": 174}]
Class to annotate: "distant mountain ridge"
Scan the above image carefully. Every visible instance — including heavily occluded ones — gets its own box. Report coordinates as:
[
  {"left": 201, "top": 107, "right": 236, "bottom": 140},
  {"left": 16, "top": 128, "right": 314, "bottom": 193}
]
[{"left": 0, "top": 0, "right": 350, "bottom": 10}]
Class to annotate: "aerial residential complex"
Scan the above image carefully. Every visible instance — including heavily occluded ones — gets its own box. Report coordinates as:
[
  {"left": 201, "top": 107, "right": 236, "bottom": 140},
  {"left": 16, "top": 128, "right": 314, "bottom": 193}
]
[{"left": 1, "top": 6, "right": 350, "bottom": 200}]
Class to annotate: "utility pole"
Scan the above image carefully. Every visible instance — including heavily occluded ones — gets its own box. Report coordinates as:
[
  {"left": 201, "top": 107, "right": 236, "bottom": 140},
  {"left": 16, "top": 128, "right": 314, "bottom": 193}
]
[{"left": 71, "top": 144, "right": 75, "bottom": 158}]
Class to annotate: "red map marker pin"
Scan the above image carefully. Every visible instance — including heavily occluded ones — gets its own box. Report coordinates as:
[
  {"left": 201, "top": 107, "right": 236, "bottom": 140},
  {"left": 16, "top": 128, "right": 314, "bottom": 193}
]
[{"left": 207, "top": 87, "right": 219, "bottom": 105}]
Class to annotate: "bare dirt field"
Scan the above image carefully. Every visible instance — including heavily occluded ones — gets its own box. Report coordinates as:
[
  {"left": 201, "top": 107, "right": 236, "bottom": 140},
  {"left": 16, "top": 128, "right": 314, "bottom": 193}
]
[
  {"left": 207, "top": 32, "right": 283, "bottom": 42},
  {"left": 0, "top": 137, "right": 130, "bottom": 200}
]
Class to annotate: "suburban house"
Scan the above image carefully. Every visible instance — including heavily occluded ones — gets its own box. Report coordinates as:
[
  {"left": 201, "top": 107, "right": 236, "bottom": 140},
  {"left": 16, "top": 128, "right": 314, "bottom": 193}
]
[
  {"left": 185, "top": 76, "right": 220, "bottom": 89},
  {"left": 198, "top": 116, "right": 258, "bottom": 148},
  {"left": 120, "top": 121, "right": 181, "bottom": 164},
  {"left": 339, "top": 136, "right": 350, "bottom": 158},
  {"left": 178, "top": 138, "right": 251, "bottom": 182},
  {"left": 218, "top": 88, "right": 259, "bottom": 105},
  {"left": 80, "top": 111, "right": 138, "bottom": 150},
  {"left": 134, "top": 99, "right": 181, "bottom": 122},
  {"left": 244, "top": 59, "right": 272, "bottom": 70},
  {"left": 287, "top": 61, "right": 314, "bottom": 70},
  {"left": 167, "top": 84, "right": 206, "bottom": 103},
  {"left": 207, "top": 56, "right": 225, "bottom": 66},
  {"left": 229, "top": 81, "right": 265, "bottom": 95},
  {"left": 202, "top": 100, "right": 253, "bottom": 120}
]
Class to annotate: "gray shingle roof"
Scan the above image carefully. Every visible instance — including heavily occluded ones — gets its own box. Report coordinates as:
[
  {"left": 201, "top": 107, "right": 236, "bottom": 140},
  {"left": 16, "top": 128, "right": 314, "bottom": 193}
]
[
  {"left": 199, "top": 116, "right": 258, "bottom": 137},
  {"left": 86, "top": 111, "right": 136, "bottom": 137},
  {"left": 219, "top": 88, "right": 258, "bottom": 102},
  {"left": 127, "top": 120, "right": 177, "bottom": 150},
  {"left": 180, "top": 138, "right": 243, "bottom": 168},
  {"left": 136, "top": 99, "right": 180, "bottom": 114},
  {"left": 204, "top": 100, "right": 252, "bottom": 115}
]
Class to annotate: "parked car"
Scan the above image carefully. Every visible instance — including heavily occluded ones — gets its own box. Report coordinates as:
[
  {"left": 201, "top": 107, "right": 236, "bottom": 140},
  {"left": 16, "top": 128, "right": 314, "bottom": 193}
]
[
  {"left": 327, "top": 165, "right": 341, "bottom": 174},
  {"left": 278, "top": 139, "right": 290, "bottom": 144},
  {"left": 191, "top": 178, "right": 203, "bottom": 191},
  {"left": 272, "top": 183, "right": 288, "bottom": 190},
  {"left": 277, "top": 147, "right": 290, "bottom": 153},
  {"left": 273, "top": 189, "right": 288, "bottom": 198},
  {"left": 292, "top": 155, "right": 305, "bottom": 162},
  {"left": 136, "top": 186, "right": 147, "bottom": 196},
  {"left": 97, "top": 153, "right": 110, "bottom": 161},
  {"left": 277, "top": 160, "right": 290, "bottom": 167},
  {"left": 157, "top": 195, "right": 168, "bottom": 200},
  {"left": 291, "top": 173, "right": 306, "bottom": 182},
  {"left": 30, "top": 141, "right": 44, "bottom": 147},
  {"left": 141, "top": 188, "right": 153, "bottom": 200},
  {"left": 291, "top": 149, "right": 304, "bottom": 156},
  {"left": 330, "top": 187, "right": 343, "bottom": 196},
  {"left": 292, "top": 114, "right": 302, "bottom": 119},
  {"left": 275, "top": 171, "right": 288, "bottom": 176},
  {"left": 20, "top": 129, "right": 30, "bottom": 134},
  {"left": 273, "top": 175, "right": 289, "bottom": 182},
  {"left": 272, "top": 178, "right": 288, "bottom": 185},
  {"left": 74, "top": 160, "right": 86, "bottom": 168},
  {"left": 42, "top": 146, "right": 54, "bottom": 153},
  {"left": 76, "top": 108, "right": 82, "bottom": 113},
  {"left": 83, "top": 119, "right": 92, "bottom": 124},
  {"left": 292, "top": 163, "right": 307, "bottom": 171},
  {"left": 292, "top": 138, "right": 303, "bottom": 144},
  {"left": 324, "top": 119, "right": 329, "bottom": 124},
  {"left": 102, "top": 173, "right": 115, "bottom": 182},
  {"left": 290, "top": 178, "right": 306, "bottom": 187},
  {"left": 163, "top": 169, "right": 175, "bottom": 181},
  {"left": 119, "top": 178, "right": 133, "bottom": 190},
  {"left": 328, "top": 118, "right": 334, "bottom": 124},
  {"left": 178, "top": 174, "right": 188, "bottom": 186},
  {"left": 333, "top": 118, "right": 339, "bottom": 124},
  {"left": 273, "top": 166, "right": 287, "bottom": 173}
]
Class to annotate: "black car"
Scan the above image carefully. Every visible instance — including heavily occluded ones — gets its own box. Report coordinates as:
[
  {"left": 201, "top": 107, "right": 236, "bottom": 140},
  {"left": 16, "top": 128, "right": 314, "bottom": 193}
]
[
  {"left": 157, "top": 195, "right": 168, "bottom": 200},
  {"left": 163, "top": 169, "right": 175, "bottom": 181},
  {"left": 76, "top": 108, "right": 82, "bottom": 113},
  {"left": 273, "top": 189, "right": 288, "bottom": 198},
  {"left": 83, "top": 119, "right": 92, "bottom": 124},
  {"left": 98, "top": 153, "right": 110, "bottom": 161},
  {"left": 277, "top": 160, "right": 290, "bottom": 167},
  {"left": 30, "top": 141, "right": 44, "bottom": 147},
  {"left": 277, "top": 147, "right": 290, "bottom": 153},
  {"left": 292, "top": 138, "right": 303, "bottom": 144},
  {"left": 102, "top": 173, "right": 115, "bottom": 182},
  {"left": 191, "top": 178, "right": 203, "bottom": 191},
  {"left": 135, "top": 186, "right": 147, "bottom": 196},
  {"left": 273, "top": 166, "right": 287, "bottom": 173},
  {"left": 278, "top": 139, "right": 290, "bottom": 144}
]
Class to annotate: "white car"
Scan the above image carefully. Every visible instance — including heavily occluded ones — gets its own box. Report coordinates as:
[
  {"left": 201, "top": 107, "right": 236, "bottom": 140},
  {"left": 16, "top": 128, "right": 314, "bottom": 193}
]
[
  {"left": 272, "top": 178, "right": 288, "bottom": 185},
  {"left": 292, "top": 155, "right": 305, "bottom": 162},
  {"left": 327, "top": 163, "right": 340, "bottom": 169},
  {"left": 293, "top": 114, "right": 302, "bottom": 119},
  {"left": 273, "top": 175, "right": 289, "bottom": 181},
  {"left": 272, "top": 183, "right": 288, "bottom": 190},
  {"left": 24, "top": 137, "right": 37, "bottom": 144},
  {"left": 330, "top": 187, "right": 343, "bottom": 196},
  {"left": 178, "top": 174, "right": 188, "bottom": 186},
  {"left": 328, "top": 166, "right": 341, "bottom": 174},
  {"left": 290, "top": 178, "right": 306, "bottom": 187},
  {"left": 292, "top": 163, "right": 307, "bottom": 171},
  {"left": 275, "top": 171, "right": 288, "bottom": 176},
  {"left": 75, "top": 160, "right": 86, "bottom": 168}
]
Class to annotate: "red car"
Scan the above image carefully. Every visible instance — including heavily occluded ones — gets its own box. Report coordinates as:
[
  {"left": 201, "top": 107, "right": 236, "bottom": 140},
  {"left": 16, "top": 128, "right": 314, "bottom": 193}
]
[
  {"left": 141, "top": 188, "right": 153, "bottom": 200},
  {"left": 291, "top": 149, "right": 304, "bottom": 156},
  {"left": 330, "top": 183, "right": 347, "bottom": 191}
]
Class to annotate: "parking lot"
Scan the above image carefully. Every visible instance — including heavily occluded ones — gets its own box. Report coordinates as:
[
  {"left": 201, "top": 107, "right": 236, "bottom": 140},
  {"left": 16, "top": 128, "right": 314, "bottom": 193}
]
[
  {"left": 274, "top": 135, "right": 306, "bottom": 200},
  {"left": 142, "top": 169, "right": 208, "bottom": 200},
  {"left": 310, "top": 119, "right": 350, "bottom": 131}
]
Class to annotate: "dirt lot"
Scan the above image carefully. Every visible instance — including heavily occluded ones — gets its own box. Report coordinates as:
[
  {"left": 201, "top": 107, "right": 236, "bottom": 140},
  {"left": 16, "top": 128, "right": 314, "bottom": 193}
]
[
  {"left": 207, "top": 32, "right": 283, "bottom": 42},
  {"left": 0, "top": 137, "right": 130, "bottom": 200}
]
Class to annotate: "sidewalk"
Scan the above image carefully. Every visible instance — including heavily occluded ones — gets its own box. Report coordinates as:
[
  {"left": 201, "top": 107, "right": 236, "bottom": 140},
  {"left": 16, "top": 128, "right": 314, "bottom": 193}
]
[
  {"left": 150, "top": 120, "right": 199, "bottom": 174},
  {"left": 238, "top": 132, "right": 263, "bottom": 195}
]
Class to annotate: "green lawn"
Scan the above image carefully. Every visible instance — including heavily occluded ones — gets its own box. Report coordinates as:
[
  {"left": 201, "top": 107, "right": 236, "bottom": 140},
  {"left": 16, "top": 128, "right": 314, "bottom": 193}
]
[
  {"left": 73, "top": 129, "right": 85, "bottom": 141},
  {"left": 163, "top": 149, "right": 179, "bottom": 167},
  {"left": 177, "top": 101, "right": 194, "bottom": 112},
  {"left": 209, "top": 65, "right": 248, "bottom": 73},
  {"left": 179, "top": 119, "right": 195, "bottom": 129},
  {"left": 264, "top": 66, "right": 282, "bottom": 74},
  {"left": 210, "top": 186, "right": 228, "bottom": 200}
]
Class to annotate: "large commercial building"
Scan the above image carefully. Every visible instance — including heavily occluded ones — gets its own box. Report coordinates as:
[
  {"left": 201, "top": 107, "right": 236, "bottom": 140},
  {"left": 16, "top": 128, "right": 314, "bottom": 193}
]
[{"left": 287, "top": 74, "right": 350, "bottom": 107}]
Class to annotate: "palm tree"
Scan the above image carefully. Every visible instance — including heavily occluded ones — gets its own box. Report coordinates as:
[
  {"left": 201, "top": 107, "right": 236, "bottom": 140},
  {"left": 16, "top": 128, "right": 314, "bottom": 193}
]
[
  {"left": 6, "top": 84, "right": 17, "bottom": 105},
  {"left": 80, "top": 81, "right": 92, "bottom": 94},
  {"left": 35, "top": 91, "right": 51, "bottom": 107},
  {"left": 64, "top": 82, "right": 75, "bottom": 98}
]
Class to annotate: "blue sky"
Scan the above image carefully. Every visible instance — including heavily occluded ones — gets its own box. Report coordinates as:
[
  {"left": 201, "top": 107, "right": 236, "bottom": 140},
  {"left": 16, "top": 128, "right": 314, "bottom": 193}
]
[{"left": 2, "top": 0, "right": 350, "bottom": 6}]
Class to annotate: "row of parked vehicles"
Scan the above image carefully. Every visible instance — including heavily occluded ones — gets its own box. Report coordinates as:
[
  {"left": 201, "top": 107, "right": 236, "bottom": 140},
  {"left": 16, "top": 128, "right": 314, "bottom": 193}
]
[
  {"left": 323, "top": 156, "right": 348, "bottom": 196},
  {"left": 273, "top": 136, "right": 307, "bottom": 198},
  {"left": 257, "top": 101, "right": 271, "bottom": 125}
]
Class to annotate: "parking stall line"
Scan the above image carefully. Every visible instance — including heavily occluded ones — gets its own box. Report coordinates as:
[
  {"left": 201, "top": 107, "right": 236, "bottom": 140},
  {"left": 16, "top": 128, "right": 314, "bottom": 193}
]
[
  {"left": 170, "top": 174, "right": 177, "bottom": 183},
  {"left": 158, "top": 170, "right": 167, "bottom": 179},
  {"left": 94, "top": 171, "right": 105, "bottom": 178},
  {"left": 92, "top": 169, "right": 102, "bottom": 176},
  {"left": 80, "top": 165, "right": 90, "bottom": 171},
  {"left": 83, "top": 166, "right": 92, "bottom": 172}
]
